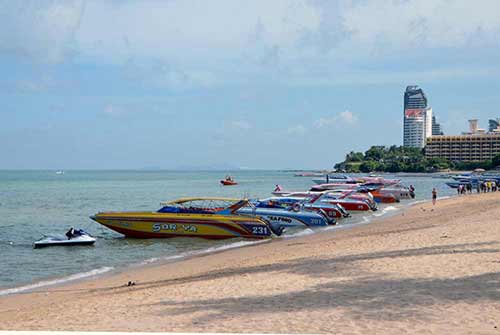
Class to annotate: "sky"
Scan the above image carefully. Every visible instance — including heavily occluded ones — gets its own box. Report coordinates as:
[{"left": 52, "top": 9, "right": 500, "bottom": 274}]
[{"left": 1, "top": 0, "right": 500, "bottom": 169}]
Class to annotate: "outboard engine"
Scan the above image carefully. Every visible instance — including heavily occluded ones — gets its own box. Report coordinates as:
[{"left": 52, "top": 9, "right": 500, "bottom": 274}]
[
  {"left": 334, "top": 204, "right": 350, "bottom": 218},
  {"left": 262, "top": 218, "right": 285, "bottom": 237},
  {"left": 269, "top": 224, "right": 285, "bottom": 236},
  {"left": 319, "top": 208, "right": 336, "bottom": 225}
]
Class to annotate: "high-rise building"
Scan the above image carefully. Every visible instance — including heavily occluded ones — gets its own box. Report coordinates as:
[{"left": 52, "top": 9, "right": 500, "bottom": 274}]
[
  {"left": 489, "top": 118, "right": 500, "bottom": 133},
  {"left": 432, "top": 115, "right": 444, "bottom": 136},
  {"left": 462, "top": 119, "right": 486, "bottom": 135},
  {"left": 403, "top": 86, "right": 432, "bottom": 148}
]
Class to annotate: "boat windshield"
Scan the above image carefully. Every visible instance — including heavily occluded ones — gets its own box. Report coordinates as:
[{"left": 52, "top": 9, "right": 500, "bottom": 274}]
[
  {"left": 158, "top": 198, "right": 242, "bottom": 214},
  {"left": 158, "top": 206, "right": 216, "bottom": 214}
]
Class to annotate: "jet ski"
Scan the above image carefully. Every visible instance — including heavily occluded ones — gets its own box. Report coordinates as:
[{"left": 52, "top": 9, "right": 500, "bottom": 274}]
[{"left": 33, "top": 229, "right": 96, "bottom": 248}]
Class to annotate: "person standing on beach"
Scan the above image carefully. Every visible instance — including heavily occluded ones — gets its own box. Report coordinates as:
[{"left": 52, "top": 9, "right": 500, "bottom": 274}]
[{"left": 432, "top": 188, "right": 437, "bottom": 205}]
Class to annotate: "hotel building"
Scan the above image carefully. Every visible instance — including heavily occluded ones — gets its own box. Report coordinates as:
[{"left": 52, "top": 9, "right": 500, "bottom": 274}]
[
  {"left": 403, "top": 86, "right": 433, "bottom": 148},
  {"left": 425, "top": 120, "right": 500, "bottom": 162}
]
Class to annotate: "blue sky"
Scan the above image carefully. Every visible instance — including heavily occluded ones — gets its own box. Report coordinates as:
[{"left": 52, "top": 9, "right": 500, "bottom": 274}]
[{"left": 1, "top": 0, "right": 500, "bottom": 169}]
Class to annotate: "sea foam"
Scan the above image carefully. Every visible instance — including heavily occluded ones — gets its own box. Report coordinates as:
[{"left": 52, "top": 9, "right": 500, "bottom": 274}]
[{"left": 0, "top": 266, "right": 114, "bottom": 296}]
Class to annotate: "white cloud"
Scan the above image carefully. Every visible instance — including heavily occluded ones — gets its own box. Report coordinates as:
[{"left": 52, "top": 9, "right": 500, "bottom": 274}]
[
  {"left": 0, "top": 0, "right": 85, "bottom": 63},
  {"left": 314, "top": 110, "right": 358, "bottom": 128},
  {"left": 2, "top": 0, "right": 500, "bottom": 85},
  {"left": 287, "top": 125, "right": 307, "bottom": 135},
  {"left": 228, "top": 120, "right": 253, "bottom": 130},
  {"left": 73, "top": 0, "right": 320, "bottom": 63},
  {"left": 339, "top": 110, "right": 358, "bottom": 124},
  {"left": 6, "top": 0, "right": 500, "bottom": 64},
  {"left": 122, "top": 58, "right": 219, "bottom": 90},
  {"left": 102, "top": 102, "right": 172, "bottom": 118},
  {"left": 342, "top": 0, "right": 500, "bottom": 53},
  {"left": 314, "top": 117, "right": 333, "bottom": 128},
  {"left": 103, "top": 104, "right": 126, "bottom": 117}
]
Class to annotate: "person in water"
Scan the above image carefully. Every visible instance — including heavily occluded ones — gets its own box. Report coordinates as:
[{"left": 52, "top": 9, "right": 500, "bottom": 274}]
[
  {"left": 409, "top": 185, "right": 415, "bottom": 198},
  {"left": 432, "top": 188, "right": 437, "bottom": 205},
  {"left": 65, "top": 227, "right": 75, "bottom": 240}
]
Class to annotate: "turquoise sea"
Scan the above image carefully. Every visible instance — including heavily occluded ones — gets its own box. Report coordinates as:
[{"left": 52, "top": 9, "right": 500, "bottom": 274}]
[{"left": 0, "top": 170, "right": 455, "bottom": 294}]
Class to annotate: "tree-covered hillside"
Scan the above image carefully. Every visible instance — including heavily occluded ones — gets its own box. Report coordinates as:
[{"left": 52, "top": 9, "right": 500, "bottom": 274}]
[{"left": 334, "top": 146, "right": 499, "bottom": 173}]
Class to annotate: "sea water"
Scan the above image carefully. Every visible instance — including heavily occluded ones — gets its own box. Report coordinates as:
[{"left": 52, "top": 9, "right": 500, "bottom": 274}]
[{"left": 0, "top": 170, "right": 454, "bottom": 293}]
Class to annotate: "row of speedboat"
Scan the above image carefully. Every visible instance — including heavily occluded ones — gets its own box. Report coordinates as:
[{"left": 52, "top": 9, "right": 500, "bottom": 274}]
[
  {"left": 285, "top": 175, "right": 415, "bottom": 204},
  {"left": 88, "top": 175, "right": 415, "bottom": 240},
  {"left": 445, "top": 173, "right": 500, "bottom": 189}
]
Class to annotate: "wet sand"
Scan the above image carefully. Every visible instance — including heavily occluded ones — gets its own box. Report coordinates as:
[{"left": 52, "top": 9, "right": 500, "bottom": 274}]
[{"left": 1, "top": 193, "right": 500, "bottom": 334}]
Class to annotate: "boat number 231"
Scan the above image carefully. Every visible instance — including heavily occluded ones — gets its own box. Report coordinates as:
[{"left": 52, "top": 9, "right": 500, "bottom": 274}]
[{"left": 252, "top": 226, "right": 268, "bottom": 235}]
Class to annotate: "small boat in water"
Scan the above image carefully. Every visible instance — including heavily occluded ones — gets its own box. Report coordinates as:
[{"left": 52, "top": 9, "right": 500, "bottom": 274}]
[
  {"left": 91, "top": 198, "right": 281, "bottom": 239},
  {"left": 33, "top": 229, "right": 95, "bottom": 248},
  {"left": 220, "top": 175, "right": 238, "bottom": 186},
  {"left": 221, "top": 179, "right": 238, "bottom": 186}
]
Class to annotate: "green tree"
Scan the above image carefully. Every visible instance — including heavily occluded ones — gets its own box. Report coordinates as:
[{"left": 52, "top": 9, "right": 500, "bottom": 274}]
[
  {"left": 359, "top": 160, "right": 378, "bottom": 173},
  {"left": 492, "top": 154, "right": 500, "bottom": 168},
  {"left": 386, "top": 161, "right": 408, "bottom": 173},
  {"left": 428, "top": 158, "right": 450, "bottom": 171},
  {"left": 345, "top": 151, "right": 364, "bottom": 162},
  {"left": 364, "top": 146, "right": 386, "bottom": 161}
]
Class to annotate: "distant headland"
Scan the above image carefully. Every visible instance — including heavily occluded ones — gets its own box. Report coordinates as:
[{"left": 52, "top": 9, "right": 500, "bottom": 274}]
[{"left": 334, "top": 145, "right": 500, "bottom": 173}]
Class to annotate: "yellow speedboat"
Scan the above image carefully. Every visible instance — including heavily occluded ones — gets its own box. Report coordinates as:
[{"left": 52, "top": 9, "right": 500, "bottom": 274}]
[{"left": 91, "top": 198, "right": 279, "bottom": 239}]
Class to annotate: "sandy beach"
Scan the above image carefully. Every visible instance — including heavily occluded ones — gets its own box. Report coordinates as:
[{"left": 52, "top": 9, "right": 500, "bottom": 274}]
[{"left": 1, "top": 193, "right": 500, "bottom": 334}]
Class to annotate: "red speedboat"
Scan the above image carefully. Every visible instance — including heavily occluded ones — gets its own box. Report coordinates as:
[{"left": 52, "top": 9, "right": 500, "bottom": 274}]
[
  {"left": 221, "top": 176, "right": 238, "bottom": 186},
  {"left": 274, "top": 191, "right": 377, "bottom": 212}
]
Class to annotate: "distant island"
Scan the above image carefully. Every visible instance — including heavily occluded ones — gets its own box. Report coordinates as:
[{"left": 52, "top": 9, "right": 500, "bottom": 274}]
[{"left": 334, "top": 145, "right": 500, "bottom": 173}]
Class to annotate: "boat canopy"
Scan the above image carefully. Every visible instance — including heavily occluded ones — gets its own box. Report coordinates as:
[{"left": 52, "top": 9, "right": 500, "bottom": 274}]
[
  {"left": 162, "top": 197, "right": 241, "bottom": 205},
  {"left": 158, "top": 197, "right": 246, "bottom": 214}
]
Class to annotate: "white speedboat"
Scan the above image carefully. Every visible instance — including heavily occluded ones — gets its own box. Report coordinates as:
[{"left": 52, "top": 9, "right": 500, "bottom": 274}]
[{"left": 33, "top": 230, "right": 96, "bottom": 248}]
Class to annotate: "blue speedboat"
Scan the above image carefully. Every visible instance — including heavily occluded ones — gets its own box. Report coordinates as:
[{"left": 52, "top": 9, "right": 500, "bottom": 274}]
[{"left": 237, "top": 203, "right": 333, "bottom": 230}]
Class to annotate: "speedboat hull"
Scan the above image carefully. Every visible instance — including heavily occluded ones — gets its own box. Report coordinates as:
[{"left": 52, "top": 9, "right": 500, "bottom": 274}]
[
  {"left": 259, "top": 197, "right": 349, "bottom": 219},
  {"left": 370, "top": 191, "right": 399, "bottom": 203},
  {"left": 321, "top": 199, "right": 371, "bottom": 211},
  {"left": 221, "top": 180, "right": 238, "bottom": 186},
  {"left": 91, "top": 212, "right": 271, "bottom": 239},
  {"left": 237, "top": 207, "right": 332, "bottom": 228}
]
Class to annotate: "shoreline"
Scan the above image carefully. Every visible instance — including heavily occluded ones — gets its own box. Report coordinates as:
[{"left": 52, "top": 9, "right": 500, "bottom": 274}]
[
  {"left": 1, "top": 193, "right": 500, "bottom": 333},
  {"left": 0, "top": 199, "right": 410, "bottom": 296}
]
